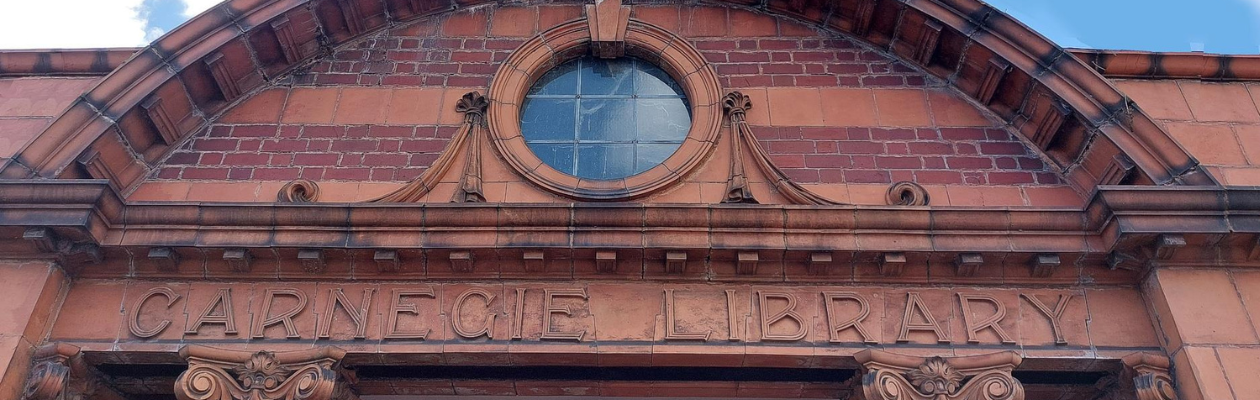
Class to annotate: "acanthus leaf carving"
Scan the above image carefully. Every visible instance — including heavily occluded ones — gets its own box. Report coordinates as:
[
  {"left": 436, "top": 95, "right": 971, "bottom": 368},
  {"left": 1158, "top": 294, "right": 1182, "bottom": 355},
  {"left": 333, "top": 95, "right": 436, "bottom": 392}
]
[
  {"left": 174, "top": 345, "right": 356, "bottom": 400},
  {"left": 855, "top": 350, "right": 1024, "bottom": 400},
  {"left": 721, "top": 92, "right": 843, "bottom": 205}
]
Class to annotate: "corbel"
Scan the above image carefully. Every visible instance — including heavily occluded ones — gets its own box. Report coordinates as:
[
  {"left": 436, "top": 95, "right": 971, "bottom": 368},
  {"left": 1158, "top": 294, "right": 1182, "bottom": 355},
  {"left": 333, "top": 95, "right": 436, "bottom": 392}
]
[
  {"left": 23, "top": 227, "right": 58, "bottom": 253},
  {"left": 373, "top": 250, "right": 400, "bottom": 273},
  {"left": 23, "top": 228, "right": 101, "bottom": 265},
  {"left": 223, "top": 248, "right": 253, "bottom": 273},
  {"left": 913, "top": 19, "right": 944, "bottom": 65},
  {"left": 736, "top": 251, "right": 759, "bottom": 275},
  {"left": 1029, "top": 253, "right": 1060, "bottom": 278},
  {"left": 595, "top": 251, "right": 618, "bottom": 273},
  {"left": 149, "top": 247, "right": 181, "bottom": 272},
  {"left": 523, "top": 251, "right": 545, "bottom": 272},
  {"left": 76, "top": 148, "right": 121, "bottom": 187},
  {"left": 665, "top": 251, "right": 687, "bottom": 274},
  {"left": 1107, "top": 251, "right": 1142, "bottom": 271},
  {"left": 338, "top": 0, "right": 365, "bottom": 36},
  {"left": 854, "top": 350, "right": 1025, "bottom": 400},
  {"left": 1121, "top": 352, "right": 1179, "bottom": 400},
  {"left": 141, "top": 96, "right": 180, "bottom": 145},
  {"left": 808, "top": 252, "right": 832, "bottom": 275},
  {"left": 1249, "top": 235, "right": 1260, "bottom": 262},
  {"left": 879, "top": 252, "right": 906, "bottom": 277},
  {"left": 1030, "top": 99, "right": 1071, "bottom": 150},
  {"left": 585, "top": 0, "right": 631, "bottom": 58},
  {"left": 853, "top": 0, "right": 877, "bottom": 36},
  {"left": 174, "top": 345, "right": 358, "bottom": 400},
  {"left": 975, "top": 58, "right": 1011, "bottom": 105},
  {"left": 204, "top": 52, "right": 242, "bottom": 101},
  {"left": 297, "top": 249, "right": 326, "bottom": 273},
  {"left": 24, "top": 344, "right": 123, "bottom": 400},
  {"left": 955, "top": 253, "right": 983, "bottom": 277},
  {"left": 1099, "top": 154, "right": 1136, "bottom": 186},
  {"left": 1154, "top": 234, "right": 1186, "bottom": 260},
  {"left": 450, "top": 251, "right": 474, "bottom": 273},
  {"left": 271, "top": 16, "right": 302, "bottom": 64}
]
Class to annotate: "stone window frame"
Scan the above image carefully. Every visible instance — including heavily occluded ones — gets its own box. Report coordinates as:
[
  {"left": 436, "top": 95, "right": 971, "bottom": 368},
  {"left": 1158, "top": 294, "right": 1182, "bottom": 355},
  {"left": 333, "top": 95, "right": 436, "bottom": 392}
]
[{"left": 487, "top": 18, "right": 723, "bottom": 201}]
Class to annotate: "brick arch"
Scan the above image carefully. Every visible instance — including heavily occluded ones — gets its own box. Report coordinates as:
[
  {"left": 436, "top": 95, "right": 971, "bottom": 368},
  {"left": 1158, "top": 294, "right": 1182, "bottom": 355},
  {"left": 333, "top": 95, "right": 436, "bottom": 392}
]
[{"left": 2, "top": 0, "right": 1212, "bottom": 196}]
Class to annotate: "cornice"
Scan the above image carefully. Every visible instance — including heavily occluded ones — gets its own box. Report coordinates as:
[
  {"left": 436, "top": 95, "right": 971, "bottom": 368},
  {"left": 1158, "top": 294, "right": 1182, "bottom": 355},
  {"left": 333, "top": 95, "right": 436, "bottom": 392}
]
[
  {"left": 0, "top": 48, "right": 138, "bottom": 77},
  {"left": 1070, "top": 49, "right": 1260, "bottom": 81}
]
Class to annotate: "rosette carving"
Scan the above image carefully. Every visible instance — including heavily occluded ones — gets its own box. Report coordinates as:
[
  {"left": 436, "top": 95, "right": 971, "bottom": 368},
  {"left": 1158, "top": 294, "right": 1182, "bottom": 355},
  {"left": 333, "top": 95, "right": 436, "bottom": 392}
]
[
  {"left": 174, "top": 346, "right": 355, "bottom": 400},
  {"left": 855, "top": 350, "right": 1024, "bottom": 400},
  {"left": 721, "top": 91, "right": 843, "bottom": 205}
]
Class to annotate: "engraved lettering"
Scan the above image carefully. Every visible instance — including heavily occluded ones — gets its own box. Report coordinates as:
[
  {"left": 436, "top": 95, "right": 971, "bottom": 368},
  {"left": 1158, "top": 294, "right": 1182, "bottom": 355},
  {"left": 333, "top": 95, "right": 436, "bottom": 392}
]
[
  {"left": 130, "top": 287, "right": 180, "bottom": 338},
  {"left": 1022, "top": 293, "right": 1074, "bottom": 345},
  {"left": 385, "top": 288, "right": 436, "bottom": 339},
  {"left": 898, "top": 292, "right": 949, "bottom": 343},
  {"left": 511, "top": 288, "right": 526, "bottom": 340},
  {"left": 316, "top": 288, "right": 375, "bottom": 339},
  {"left": 823, "top": 292, "right": 876, "bottom": 343},
  {"left": 725, "top": 289, "right": 740, "bottom": 342},
  {"left": 758, "top": 291, "right": 808, "bottom": 341},
  {"left": 664, "top": 289, "right": 711, "bottom": 341},
  {"left": 185, "top": 288, "right": 236, "bottom": 335},
  {"left": 452, "top": 288, "right": 497, "bottom": 339},
  {"left": 541, "top": 288, "right": 588, "bottom": 341},
  {"left": 250, "top": 288, "right": 308, "bottom": 339},
  {"left": 957, "top": 293, "right": 1015, "bottom": 344}
]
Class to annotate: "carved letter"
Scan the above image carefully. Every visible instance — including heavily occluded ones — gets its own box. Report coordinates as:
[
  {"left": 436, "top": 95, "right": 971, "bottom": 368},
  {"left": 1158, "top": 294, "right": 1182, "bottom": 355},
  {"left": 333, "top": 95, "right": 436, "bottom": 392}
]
[
  {"left": 511, "top": 288, "right": 526, "bottom": 340},
  {"left": 452, "top": 288, "right": 497, "bottom": 339},
  {"left": 664, "top": 289, "right": 711, "bottom": 341},
  {"left": 758, "top": 291, "right": 808, "bottom": 341},
  {"left": 823, "top": 292, "right": 876, "bottom": 343},
  {"left": 541, "top": 288, "right": 588, "bottom": 341},
  {"left": 186, "top": 288, "right": 237, "bottom": 335},
  {"left": 385, "top": 288, "right": 436, "bottom": 339},
  {"left": 130, "top": 287, "right": 180, "bottom": 338},
  {"left": 898, "top": 292, "right": 949, "bottom": 343},
  {"left": 1021, "top": 293, "right": 1074, "bottom": 345},
  {"left": 958, "top": 293, "right": 1016, "bottom": 344},
  {"left": 251, "top": 288, "right": 308, "bottom": 339},
  {"left": 316, "top": 288, "right": 374, "bottom": 339},
  {"left": 725, "top": 289, "right": 741, "bottom": 341}
]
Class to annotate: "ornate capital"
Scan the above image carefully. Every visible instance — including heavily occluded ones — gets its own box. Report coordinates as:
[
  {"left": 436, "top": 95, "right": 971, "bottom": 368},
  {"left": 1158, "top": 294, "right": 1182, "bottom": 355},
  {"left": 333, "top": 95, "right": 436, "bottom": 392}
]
[
  {"left": 1122, "top": 353, "right": 1179, "bottom": 400},
  {"left": 854, "top": 350, "right": 1024, "bottom": 400},
  {"left": 24, "top": 343, "right": 123, "bottom": 400},
  {"left": 174, "top": 345, "right": 356, "bottom": 400}
]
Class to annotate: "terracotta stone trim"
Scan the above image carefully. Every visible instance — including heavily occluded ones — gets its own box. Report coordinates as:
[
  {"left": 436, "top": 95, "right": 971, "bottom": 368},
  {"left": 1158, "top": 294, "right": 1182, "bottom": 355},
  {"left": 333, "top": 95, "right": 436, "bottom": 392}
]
[
  {"left": 175, "top": 345, "right": 356, "bottom": 400},
  {"left": 1071, "top": 49, "right": 1260, "bottom": 81},
  {"left": 854, "top": 350, "right": 1024, "bottom": 400},
  {"left": 0, "top": 49, "right": 137, "bottom": 76},
  {"left": 1119, "top": 352, "right": 1179, "bottom": 400},
  {"left": 23, "top": 343, "right": 125, "bottom": 400},
  {"left": 721, "top": 91, "right": 841, "bottom": 205},
  {"left": 371, "top": 92, "right": 490, "bottom": 203},
  {"left": 486, "top": 18, "right": 722, "bottom": 201}
]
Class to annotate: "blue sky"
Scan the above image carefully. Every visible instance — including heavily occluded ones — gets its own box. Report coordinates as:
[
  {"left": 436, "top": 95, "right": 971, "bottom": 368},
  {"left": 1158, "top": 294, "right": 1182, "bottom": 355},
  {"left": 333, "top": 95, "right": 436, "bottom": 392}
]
[{"left": 0, "top": 0, "right": 1258, "bottom": 53}]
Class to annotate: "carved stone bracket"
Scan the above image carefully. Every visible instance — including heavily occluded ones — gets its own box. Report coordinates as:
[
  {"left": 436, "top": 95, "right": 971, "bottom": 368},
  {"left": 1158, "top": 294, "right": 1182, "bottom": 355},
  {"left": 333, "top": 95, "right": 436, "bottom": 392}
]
[
  {"left": 721, "top": 92, "right": 843, "bottom": 205},
  {"left": 174, "top": 345, "right": 357, "bottom": 400},
  {"left": 586, "top": 0, "right": 631, "bottom": 58},
  {"left": 853, "top": 350, "right": 1025, "bottom": 400},
  {"left": 22, "top": 227, "right": 102, "bottom": 266},
  {"left": 24, "top": 343, "right": 124, "bottom": 400},
  {"left": 371, "top": 92, "right": 489, "bottom": 203},
  {"left": 1121, "top": 352, "right": 1179, "bottom": 400}
]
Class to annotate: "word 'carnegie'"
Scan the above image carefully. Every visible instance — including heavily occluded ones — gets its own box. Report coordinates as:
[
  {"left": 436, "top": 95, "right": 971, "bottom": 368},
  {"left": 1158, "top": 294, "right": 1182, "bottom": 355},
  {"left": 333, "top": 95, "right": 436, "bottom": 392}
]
[{"left": 128, "top": 286, "right": 1076, "bottom": 345}]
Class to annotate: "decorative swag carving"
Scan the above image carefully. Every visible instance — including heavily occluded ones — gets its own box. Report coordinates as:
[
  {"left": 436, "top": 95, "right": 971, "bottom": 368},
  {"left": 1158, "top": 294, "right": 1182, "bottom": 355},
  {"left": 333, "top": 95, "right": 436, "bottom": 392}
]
[
  {"left": 853, "top": 350, "right": 1024, "bottom": 400},
  {"left": 721, "top": 91, "right": 842, "bottom": 205},
  {"left": 173, "top": 345, "right": 356, "bottom": 400},
  {"left": 369, "top": 92, "right": 489, "bottom": 203}
]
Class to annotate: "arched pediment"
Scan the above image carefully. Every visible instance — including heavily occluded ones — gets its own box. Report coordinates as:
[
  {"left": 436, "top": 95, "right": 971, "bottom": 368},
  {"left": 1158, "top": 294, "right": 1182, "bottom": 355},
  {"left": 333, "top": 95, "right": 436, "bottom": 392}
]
[{"left": 2, "top": 0, "right": 1213, "bottom": 203}]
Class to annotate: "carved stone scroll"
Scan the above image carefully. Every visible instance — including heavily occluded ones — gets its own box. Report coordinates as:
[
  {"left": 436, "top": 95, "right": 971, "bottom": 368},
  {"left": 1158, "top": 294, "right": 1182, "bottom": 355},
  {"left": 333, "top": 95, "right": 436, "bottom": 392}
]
[
  {"left": 854, "top": 350, "right": 1025, "bottom": 400},
  {"left": 1121, "top": 353, "right": 1179, "bottom": 400},
  {"left": 721, "top": 92, "right": 843, "bottom": 205},
  {"left": 24, "top": 343, "right": 124, "bottom": 400},
  {"left": 174, "top": 345, "right": 357, "bottom": 400},
  {"left": 371, "top": 92, "right": 490, "bottom": 203}
]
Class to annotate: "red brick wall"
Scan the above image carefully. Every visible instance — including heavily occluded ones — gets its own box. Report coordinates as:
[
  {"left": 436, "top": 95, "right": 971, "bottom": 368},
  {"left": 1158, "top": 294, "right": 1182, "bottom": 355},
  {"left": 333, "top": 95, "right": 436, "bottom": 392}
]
[{"left": 139, "top": 4, "right": 1072, "bottom": 204}]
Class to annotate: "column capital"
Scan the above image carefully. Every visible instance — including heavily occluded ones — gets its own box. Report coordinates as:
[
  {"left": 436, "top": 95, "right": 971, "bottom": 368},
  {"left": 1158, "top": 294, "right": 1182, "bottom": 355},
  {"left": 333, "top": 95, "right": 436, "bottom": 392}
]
[
  {"left": 174, "top": 345, "right": 356, "bottom": 400},
  {"left": 1122, "top": 352, "right": 1179, "bottom": 400},
  {"left": 853, "top": 350, "right": 1025, "bottom": 400},
  {"left": 23, "top": 343, "right": 123, "bottom": 400}
]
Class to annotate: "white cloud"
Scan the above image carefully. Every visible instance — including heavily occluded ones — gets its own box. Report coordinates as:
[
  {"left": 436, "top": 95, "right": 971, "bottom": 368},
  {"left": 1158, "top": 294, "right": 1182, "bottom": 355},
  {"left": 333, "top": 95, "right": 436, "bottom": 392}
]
[
  {"left": 182, "top": 0, "right": 222, "bottom": 17},
  {"left": 0, "top": 0, "right": 150, "bottom": 49}
]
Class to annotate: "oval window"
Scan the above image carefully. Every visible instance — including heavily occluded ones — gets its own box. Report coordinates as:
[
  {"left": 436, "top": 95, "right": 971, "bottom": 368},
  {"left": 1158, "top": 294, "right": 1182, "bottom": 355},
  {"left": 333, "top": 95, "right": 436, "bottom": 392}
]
[{"left": 520, "top": 56, "right": 691, "bottom": 180}]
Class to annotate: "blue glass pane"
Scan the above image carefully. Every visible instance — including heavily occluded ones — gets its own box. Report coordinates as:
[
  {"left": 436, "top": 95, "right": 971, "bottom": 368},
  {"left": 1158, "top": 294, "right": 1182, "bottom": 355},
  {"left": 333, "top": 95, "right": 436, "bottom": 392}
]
[
  {"left": 527, "top": 143, "right": 576, "bottom": 175},
  {"left": 580, "top": 58, "right": 634, "bottom": 95},
  {"left": 635, "top": 143, "right": 679, "bottom": 174},
  {"left": 577, "top": 144, "right": 635, "bottom": 180},
  {"left": 634, "top": 63, "right": 685, "bottom": 96},
  {"left": 520, "top": 99, "right": 576, "bottom": 142},
  {"left": 578, "top": 99, "right": 636, "bottom": 142},
  {"left": 528, "top": 61, "right": 580, "bottom": 95},
  {"left": 635, "top": 99, "right": 690, "bottom": 142}
]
